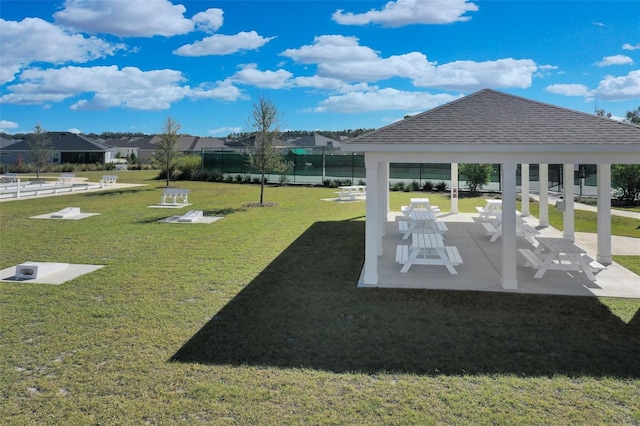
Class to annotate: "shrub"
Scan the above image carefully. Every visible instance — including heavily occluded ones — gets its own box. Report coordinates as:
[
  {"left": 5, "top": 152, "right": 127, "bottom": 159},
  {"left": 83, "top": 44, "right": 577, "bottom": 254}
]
[
  {"left": 435, "top": 181, "right": 448, "bottom": 191},
  {"left": 390, "top": 181, "right": 405, "bottom": 191},
  {"left": 459, "top": 163, "right": 493, "bottom": 193},
  {"left": 410, "top": 180, "right": 421, "bottom": 191},
  {"left": 174, "top": 155, "right": 202, "bottom": 180},
  {"left": 357, "top": 179, "right": 366, "bottom": 186},
  {"left": 235, "top": 174, "right": 244, "bottom": 183},
  {"left": 225, "top": 175, "right": 234, "bottom": 183},
  {"left": 422, "top": 181, "right": 434, "bottom": 191},
  {"left": 322, "top": 179, "right": 331, "bottom": 187}
]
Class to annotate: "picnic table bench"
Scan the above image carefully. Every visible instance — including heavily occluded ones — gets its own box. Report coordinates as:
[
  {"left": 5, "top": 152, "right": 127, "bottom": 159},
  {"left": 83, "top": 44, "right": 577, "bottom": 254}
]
[
  {"left": 476, "top": 199, "right": 502, "bottom": 221},
  {"left": 518, "top": 237, "right": 605, "bottom": 281},
  {"left": 336, "top": 185, "right": 366, "bottom": 201},
  {"left": 161, "top": 188, "right": 190, "bottom": 205},
  {"left": 58, "top": 173, "right": 75, "bottom": 184},
  {"left": 395, "top": 233, "right": 462, "bottom": 274},
  {"left": 100, "top": 175, "right": 118, "bottom": 186},
  {"left": 401, "top": 198, "right": 440, "bottom": 216},
  {"left": 481, "top": 218, "right": 539, "bottom": 245},
  {"left": 1, "top": 173, "right": 19, "bottom": 183},
  {"left": 399, "top": 210, "right": 448, "bottom": 239}
]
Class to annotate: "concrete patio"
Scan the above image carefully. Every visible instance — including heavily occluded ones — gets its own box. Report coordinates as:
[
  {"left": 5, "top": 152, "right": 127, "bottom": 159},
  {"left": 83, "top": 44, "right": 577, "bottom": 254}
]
[{"left": 362, "top": 212, "right": 640, "bottom": 298}]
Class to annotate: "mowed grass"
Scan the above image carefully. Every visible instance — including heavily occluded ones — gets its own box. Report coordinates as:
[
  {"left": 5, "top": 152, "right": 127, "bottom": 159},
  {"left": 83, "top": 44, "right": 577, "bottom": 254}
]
[{"left": 1, "top": 171, "right": 639, "bottom": 425}]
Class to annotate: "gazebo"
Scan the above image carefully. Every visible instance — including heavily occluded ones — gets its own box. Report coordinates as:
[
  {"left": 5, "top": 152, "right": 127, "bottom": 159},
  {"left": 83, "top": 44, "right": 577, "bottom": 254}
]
[{"left": 341, "top": 89, "right": 640, "bottom": 290}]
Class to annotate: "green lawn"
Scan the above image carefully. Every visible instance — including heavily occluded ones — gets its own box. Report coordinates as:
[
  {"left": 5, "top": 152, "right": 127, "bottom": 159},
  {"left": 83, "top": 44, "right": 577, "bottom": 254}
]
[{"left": 1, "top": 171, "right": 639, "bottom": 425}]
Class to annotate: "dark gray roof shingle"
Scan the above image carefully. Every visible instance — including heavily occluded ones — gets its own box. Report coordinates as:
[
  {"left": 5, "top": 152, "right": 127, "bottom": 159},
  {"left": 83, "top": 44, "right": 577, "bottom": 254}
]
[{"left": 345, "top": 89, "right": 640, "bottom": 146}]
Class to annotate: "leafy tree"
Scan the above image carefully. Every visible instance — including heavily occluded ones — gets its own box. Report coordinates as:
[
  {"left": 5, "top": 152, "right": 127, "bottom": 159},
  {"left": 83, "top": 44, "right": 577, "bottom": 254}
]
[
  {"left": 611, "top": 164, "right": 640, "bottom": 203},
  {"left": 246, "top": 96, "right": 289, "bottom": 204},
  {"left": 459, "top": 163, "right": 493, "bottom": 193},
  {"left": 609, "top": 106, "right": 640, "bottom": 204},
  {"left": 153, "top": 116, "right": 182, "bottom": 186},
  {"left": 26, "top": 123, "right": 53, "bottom": 179},
  {"left": 625, "top": 106, "right": 640, "bottom": 125},
  {"left": 595, "top": 109, "right": 612, "bottom": 118}
]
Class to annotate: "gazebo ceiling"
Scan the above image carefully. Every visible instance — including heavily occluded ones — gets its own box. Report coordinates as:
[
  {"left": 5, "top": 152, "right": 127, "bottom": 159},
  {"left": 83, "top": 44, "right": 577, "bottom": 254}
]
[{"left": 341, "top": 89, "right": 640, "bottom": 164}]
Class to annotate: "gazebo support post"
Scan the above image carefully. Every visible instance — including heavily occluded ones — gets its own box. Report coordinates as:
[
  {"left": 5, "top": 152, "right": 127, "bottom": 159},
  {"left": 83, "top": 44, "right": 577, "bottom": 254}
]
[
  {"left": 563, "top": 163, "right": 575, "bottom": 242},
  {"left": 451, "top": 163, "right": 459, "bottom": 213},
  {"left": 596, "top": 164, "right": 612, "bottom": 265},
  {"left": 538, "top": 164, "right": 549, "bottom": 227},
  {"left": 380, "top": 162, "right": 389, "bottom": 237},
  {"left": 500, "top": 163, "right": 518, "bottom": 289},
  {"left": 521, "top": 163, "right": 530, "bottom": 216},
  {"left": 363, "top": 160, "right": 380, "bottom": 286}
]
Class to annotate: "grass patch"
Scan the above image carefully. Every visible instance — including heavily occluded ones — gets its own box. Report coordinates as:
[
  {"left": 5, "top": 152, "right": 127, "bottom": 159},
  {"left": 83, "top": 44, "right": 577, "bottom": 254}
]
[{"left": 1, "top": 171, "right": 638, "bottom": 424}]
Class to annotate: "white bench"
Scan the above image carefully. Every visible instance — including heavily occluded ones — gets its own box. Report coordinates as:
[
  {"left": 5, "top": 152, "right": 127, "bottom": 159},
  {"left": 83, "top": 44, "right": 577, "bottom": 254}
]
[
  {"left": 2, "top": 173, "right": 19, "bottom": 183},
  {"left": 401, "top": 205, "right": 440, "bottom": 216},
  {"left": 399, "top": 220, "right": 448, "bottom": 239},
  {"left": 100, "top": 175, "right": 118, "bottom": 186},
  {"left": 445, "top": 246, "right": 463, "bottom": 265},
  {"left": 336, "top": 185, "right": 366, "bottom": 201},
  {"left": 161, "top": 188, "right": 190, "bottom": 205},
  {"left": 58, "top": 173, "right": 75, "bottom": 184}
]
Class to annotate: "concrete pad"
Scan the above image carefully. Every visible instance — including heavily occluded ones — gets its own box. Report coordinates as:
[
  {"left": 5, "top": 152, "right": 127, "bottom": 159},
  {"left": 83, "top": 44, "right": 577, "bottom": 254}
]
[
  {"left": 1, "top": 262, "right": 105, "bottom": 285},
  {"left": 29, "top": 210, "right": 102, "bottom": 220},
  {"left": 360, "top": 212, "right": 640, "bottom": 298},
  {"left": 158, "top": 215, "right": 223, "bottom": 224},
  {"left": 148, "top": 204, "right": 192, "bottom": 209}
]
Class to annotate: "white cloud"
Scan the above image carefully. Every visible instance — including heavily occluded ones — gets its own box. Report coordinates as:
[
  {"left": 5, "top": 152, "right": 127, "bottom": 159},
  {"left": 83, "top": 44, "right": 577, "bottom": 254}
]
[
  {"left": 53, "top": 0, "right": 193, "bottom": 37},
  {"left": 594, "top": 70, "right": 640, "bottom": 101},
  {"left": 192, "top": 8, "right": 224, "bottom": 34},
  {"left": 622, "top": 43, "right": 640, "bottom": 51},
  {"left": 174, "top": 31, "right": 275, "bottom": 56},
  {"left": 282, "top": 35, "right": 537, "bottom": 91},
  {"left": 313, "top": 88, "right": 462, "bottom": 113},
  {"left": 0, "top": 18, "right": 125, "bottom": 84},
  {"left": 189, "top": 80, "right": 244, "bottom": 102},
  {"left": 596, "top": 55, "right": 634, "bottom": 67},
  {"left": 0, "top": 120, "right": 19, "bottom": 130},
  {"left": 209, "top": 126, "right": 242, "bottom": 136},
  {"left": 544, "top": 84, "right": 591, "bottom": 97},
  {"left": 332, "top": 0, "right": 478, "bottom": 27},
  {"left": 229, "top": 64, "right": 292, "bottom": 89},
  {"left": 412, "top": 58, "right": 537, "bottom": 91},
  {"left": 0, "top": 65, "right": 242, "bottom": 110}
]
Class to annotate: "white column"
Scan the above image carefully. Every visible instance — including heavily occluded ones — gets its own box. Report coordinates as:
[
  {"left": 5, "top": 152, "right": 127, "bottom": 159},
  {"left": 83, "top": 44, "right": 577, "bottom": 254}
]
[
  {"left": 450, "top": 163, "right": 459, "bottom": 213},
  {"left": 363, "top": 160, "right": 379, "bottom": 286},
  {"left": 538, "top": 164, "right": 549, "bottom": 227},
  {"left": 377, "top": 162, "right": 386, "bottom": 251},
  {"left": 521, "top": 163, "right": 530, "bottom": 216},
  {"left": 501, "top": 163, "right": 518, "bottom": 290},
  {"left": 563, "top": 163, "right": 575, "bottom": 242},
  {"left": 596, "top": 164, "right": 612, "bottom": 265}
]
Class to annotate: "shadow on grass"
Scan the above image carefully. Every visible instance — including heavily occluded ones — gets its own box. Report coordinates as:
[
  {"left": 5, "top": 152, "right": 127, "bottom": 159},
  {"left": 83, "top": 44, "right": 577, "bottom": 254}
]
[
  {"left": 171, "top": 220, "right": 640, "bottom": 377},
  {"left": 85, "top": 188, "right": 155, "bottom": 197}
]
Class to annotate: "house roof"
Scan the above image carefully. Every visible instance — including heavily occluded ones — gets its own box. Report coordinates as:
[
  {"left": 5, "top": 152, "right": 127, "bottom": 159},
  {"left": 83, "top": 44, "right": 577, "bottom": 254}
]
[
  {"left": 292, "top": 133, "right": 341, "bottom": 148},
  {"left": 5, "top": 132, "right": 112, "bottom": 152},
  {"left": 343, "top": 89, "right": 640, "bottom": 148}
]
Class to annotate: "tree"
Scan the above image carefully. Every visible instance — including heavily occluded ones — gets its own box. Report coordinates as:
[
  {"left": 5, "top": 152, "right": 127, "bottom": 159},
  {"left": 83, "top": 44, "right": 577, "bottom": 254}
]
[
  {"left": 612, "top": 164, "right": 640, "bottom": 203},
  {"left": 153, "top": 116, "right": 182, "bottom": 186},
  {"left": 610, "top": 106, "right": 640, "bottom": 204},
  {"left": 625, "top": 106, "right": 640, "bottom": 125},
  {"left": 26, "top": 123, "right": 53, "bottom": 179},
  {"left": 459, "top": 163, "right": 493, "bottom": 193},
  {"left": 246, "top": 96, "right": 289, "bottom": 205},
  {"left": 595, "top": 108, "right": 612, "bottom": 118}
]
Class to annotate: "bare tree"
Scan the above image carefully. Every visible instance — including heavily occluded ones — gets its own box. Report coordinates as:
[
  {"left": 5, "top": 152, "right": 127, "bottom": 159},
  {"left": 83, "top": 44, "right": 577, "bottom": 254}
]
[
  {"left": 246, "top": 96, "right": 288, "bottom": 205},
  {"left": 27, "top": 123, "right": 53, "bottom": 179},
  {"left": 153, "top": 116, "right": 182, "bottom": 186}
]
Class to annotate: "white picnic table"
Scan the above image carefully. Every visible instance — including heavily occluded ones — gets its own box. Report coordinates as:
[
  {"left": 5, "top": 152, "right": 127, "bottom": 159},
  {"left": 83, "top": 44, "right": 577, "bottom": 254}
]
[
  {"left": 398, "top": 210, "right": 448, "bottom": 239},
  {"left": 476, "top": 199, "right": 502, "bottom": 221},
  {"left": 395, "top": 232, "right": 462, "bottom": 274},
  {"left": 336, "top": 185, "right": 366, "bottom": 201},
  {"left": 401, "top": 197, "right": 440, "bottom": 217},
  {"left": 481, "top": 213, "right": 539, "bottom": 244},
  {"left": 519, "top": 237, "right": 604, "bottom": 281}
]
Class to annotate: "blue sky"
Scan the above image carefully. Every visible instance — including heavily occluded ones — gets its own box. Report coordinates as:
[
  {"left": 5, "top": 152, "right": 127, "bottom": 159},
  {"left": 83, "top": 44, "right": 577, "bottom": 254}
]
[{"left": 1, "top": 0, "right": 638, "bottom": 137}]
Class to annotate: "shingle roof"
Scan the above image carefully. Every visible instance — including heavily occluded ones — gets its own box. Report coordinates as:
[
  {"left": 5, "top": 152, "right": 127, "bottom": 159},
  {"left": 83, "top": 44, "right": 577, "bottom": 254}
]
[
  {"left": 345, "top": 89, "right": 640, "bottom": 147},
  {"left": 6, "top": 132, "right": 111, "bottom": 151}
]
